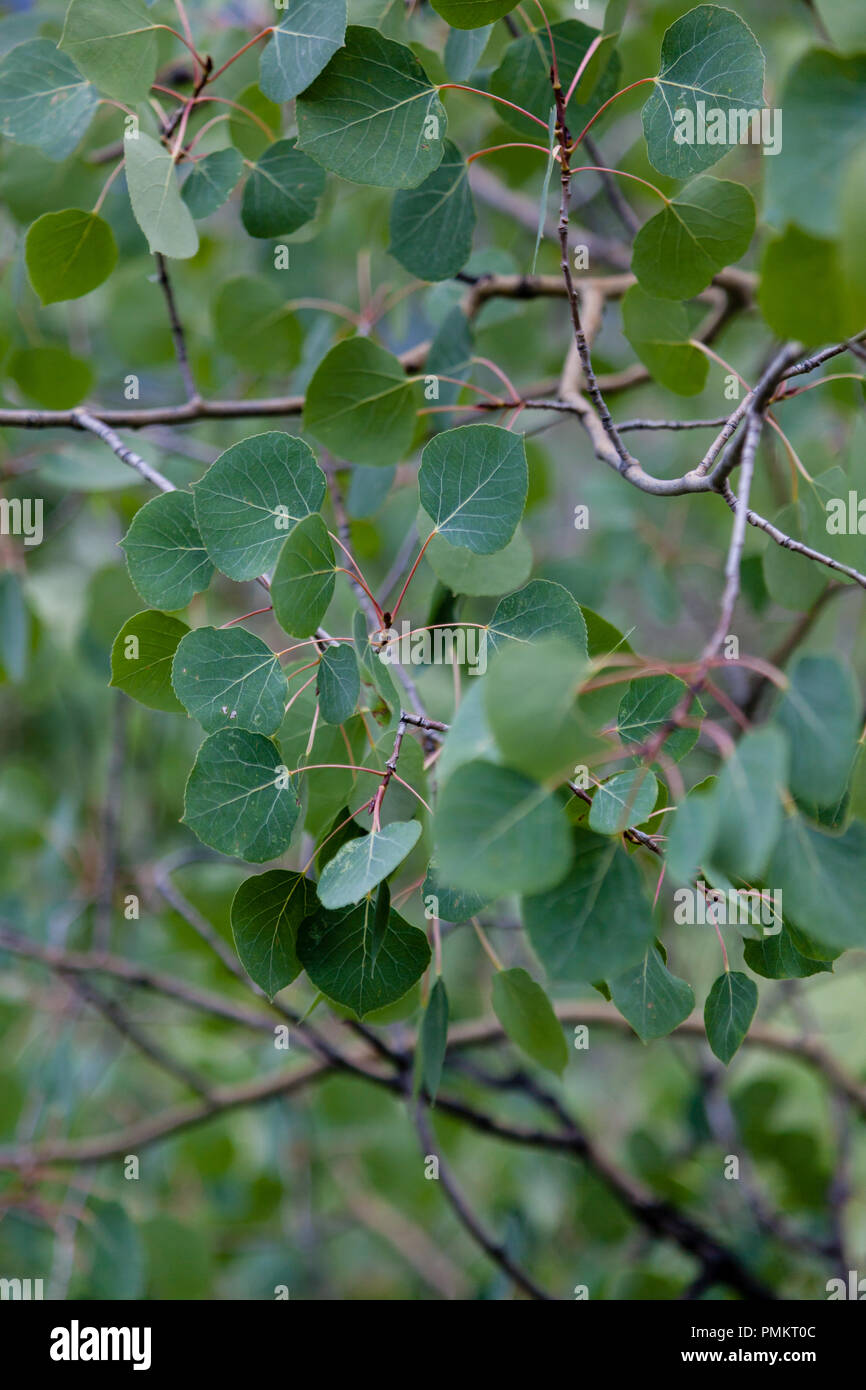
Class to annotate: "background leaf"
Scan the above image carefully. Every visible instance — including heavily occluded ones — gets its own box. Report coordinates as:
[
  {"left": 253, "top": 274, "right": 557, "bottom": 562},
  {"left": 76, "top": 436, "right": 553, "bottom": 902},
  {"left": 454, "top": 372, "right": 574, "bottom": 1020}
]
[
  {"left": 492, "top": 967, "right": 568, "bottom": 1075},
  {"left": 304, "top": 338, "right": 417, "bottom": 467}
]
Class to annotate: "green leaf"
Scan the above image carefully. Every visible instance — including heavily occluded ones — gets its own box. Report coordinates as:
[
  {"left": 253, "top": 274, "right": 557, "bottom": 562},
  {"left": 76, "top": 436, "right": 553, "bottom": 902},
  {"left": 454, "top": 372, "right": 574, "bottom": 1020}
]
[
  {"left": 666, "top": 775, "right": 717, "bottom": 883},
  {"left": 110, "top": 610, "right": 189, "bottom": 713},
  {"left": 80, "top": 1197, "right": 144, "bottom": 1301},
  {"left": 572, "top": 0, "right": 628, "bottom": 105},
  {"left": 213, "top": 276, "right": 302, "bottom": 373},
  {"left": 704, "top": 970, "right": 757, "bottom": 1065},
  {"left": 181, "top": 147, "right": 244, "bottom": 219},
  {"left": 318, "top": 643, "right": 360, "bottom": 725},
  {"left": 632, "top": 178, "right": 755, "bottom": 300},
  {"left": 182, "top": 728, "right": 300, "bottom": 862},
  {"left": 642, "top": 5, "right": 765, "bottom": 179},
  {"left": 304, "top": 337, "right": 416, "bottom": 466},
  {"left": 434, "top": 759, "right": 572, "bottom": 897},
  {"left": 7, "top": 346, "right": 92, "bottom": 408},
  {"left": 271, "top": 513, "right": 335, "bottom": 638},
  {"left": 774, "top": 655, "right": 860, "bottom": 812},
  {"left": 171, "top": 626, "right": 286, "bottom": 735},
  {"left": 297, "top": 897, "right": 430, "bottom": 1018},
  {"left": 388, "top": 139, "right": 475, "bottom": 280},
  {"left": 0, "top": 573, "right": 30, "bottom": 684},
  {"left": 419, "top": 424, "right": 527, "bottom": 554},
  {"left": 743, "top": 931, "right": 832, "bottom": 982},
  {"left": 487, "top": 579, "right": 587, "bottom": 657},
  {"left": 0, "top": 39, "right": 99, "bottom": 159},
  {"left": 762, "top": 496, "right": 830, "bottom": 612},
  {"left": 228, "top": 84, "right": 281, "bottom": 160},
  {"left": 432, "top": 1, "right": 520, "bottom": 32},
  {"left": 708, "top": 727, "right": 788, "bottom": 882},
  {"left": 766, "top": 48, "right": 866, "bottom": 238},
  {"left": 814, "top": 0, "right": 866, "bottom": 54},
  {"left": 758, "top": 225, "right": 866, "bottom": 342},
  {"left": 492, "top": 967, "right": 568, "bottom": 1076},
  {"left": 296, "top": 26, "right": 446, "bottom": 189},
  {"left": 426, "top": 679, "right": 492, "bottom": 785},
  {"left": 123, "top": 131, "right": 199, "bottom": 260},
  {"left": 317, "top": 820, "right": 423, "bottom": 908},
  {"left": 769, "top": 815, "right": 866, "bottom": 953},
  {"left": 193, "top": 432, "right": 325, "bottom": 581},
  {"left": 444, "top": 24, "right": 492, "bottom": 81},
  {"left": 490, "top": 19, "right": 620, "bottom": 139},
  {"left": 622, "top": 286, "right": 708, "bottom": 395},
  {"left": 841, "top": 145, "right": 866, "bottom": 302},
  {"left": 617, "top": 675, "right": 702, "bottom": 763},
  {"left": 348, "top": 464, "right": 395, "bottom": 517},
  {"left": 419, "top": 977, "right": 449, "bottom": 1101},
  {"left": 241, "top": 138, "right": 326, "bottom": 238},
  {"left": 426, "top": 526, "right": 532, "bottom": 596},
  {"left": 609, "top": 947, "right": 695, "bottom": 1042},
  {"left": 485, "top": 636, "right": 593, "bottom": 781},
  {"left": 422, "top": 862, "right": 490, "bottom": 921},
  {"left": 59, "top": 0, "right": 157, "bottom": 103},
  {"left": 522, "top": 829, "right": 654, "bottom": 982},
  {"left": 259, "top": 0, "right": 348, "bottom": 102},
  {"left": 231, "top": 870, "right": 317, "bottom": 997},
  {"left": 26, "top": 208, "right": 117, "bottom": 304},
  {"left": 589, "top": 769, "right": 658, "bottom": 835},
  {"left": 120, "top": 490, "right": 214, "bottom": 611}
]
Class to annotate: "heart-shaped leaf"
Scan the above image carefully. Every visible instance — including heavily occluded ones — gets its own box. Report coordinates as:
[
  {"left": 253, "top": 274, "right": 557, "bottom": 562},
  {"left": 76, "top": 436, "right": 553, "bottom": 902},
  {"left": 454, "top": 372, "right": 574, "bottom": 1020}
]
[
  {"left": 419, "top": 424, "right": 527, "bottom": 554},
  {"left": 182, "top": 729, "right": 300, "bottom": 862},
  {"left": 304, "top": 338, "right": 417, "bottom": 467},
  {"left": 120, "top": 490, "right": 214, "bottom": 611},
  {"left": 231, "top": 870, "right": 317, "bottom": 997},
  {"left": 193, "top": 432, "right": 325, "bottom": 581},
  {"left": 26, "top": 209, "right": 117, "bottom": 304},
  {"left": 610, "top": 947, "right": 695, "bottom": 1042},
  {"left": 172, "top": 626, "right": 287, "bottom": 735},
  {"left": 297, "top": 27, "right": 446, "bottom": 188},
  {"left": 110, "top": 610, "right": 189, "bottom": 713},
  {"left": 632, "top": 178, "right": 755, "bottom": 300},
  {"left": 297, "top": 898, "right": 430, "bottom": 1018},
  {"left": 241, "top": 138, "right": 326, "bottom": 238},
  {"left": 641, "top": 5, "right": 765, "bottom": 179},
  {"left": 60, "top": 0, "right": 158, "bottom": 103},
  {"left": 0, "top": 40, "right": 99, "bottom": 159},
  {"left": 622, "top": 286, "right": 708, "bottom": 395},
  {"left": 388, "top": 140, "right": 475, "bottom": 280}
]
